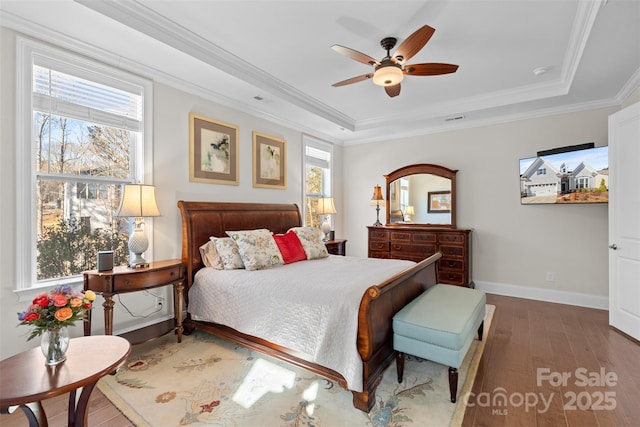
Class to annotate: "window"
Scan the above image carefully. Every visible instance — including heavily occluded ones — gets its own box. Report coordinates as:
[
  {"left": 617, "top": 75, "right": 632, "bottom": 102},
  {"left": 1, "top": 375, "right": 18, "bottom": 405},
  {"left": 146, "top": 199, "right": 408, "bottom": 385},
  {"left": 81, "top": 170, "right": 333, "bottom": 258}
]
[
  {"left": 576, "top": 177, "right": 589, "bottom": 189},
  {"left": 400, "top": 178, "right": 409, "bottom": 212},
  {"left": 302, "top": 136, "right": 333, "bottom": 228},
  {"left": 537, "top": 168, "right": 546, "bottom": 175},
  {"left": 17, "top": 38, "right": 152, "bottom": 294}
]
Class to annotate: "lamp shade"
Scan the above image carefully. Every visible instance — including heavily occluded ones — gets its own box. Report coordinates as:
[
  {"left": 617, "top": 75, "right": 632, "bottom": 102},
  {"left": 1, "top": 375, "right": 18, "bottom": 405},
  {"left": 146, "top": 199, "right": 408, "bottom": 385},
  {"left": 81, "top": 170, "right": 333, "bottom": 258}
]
[
  {"left": 405, "top": 205, "right": 415, "bottom": 216},
  {"left": 116, "top": 184, "right": 160, "bottom": 218},
  {"left": 317, "top": 197, "right": 336, "bottom": 215},
  {"left": 370, "top": 185, "right": 384, "bottom": 204}
]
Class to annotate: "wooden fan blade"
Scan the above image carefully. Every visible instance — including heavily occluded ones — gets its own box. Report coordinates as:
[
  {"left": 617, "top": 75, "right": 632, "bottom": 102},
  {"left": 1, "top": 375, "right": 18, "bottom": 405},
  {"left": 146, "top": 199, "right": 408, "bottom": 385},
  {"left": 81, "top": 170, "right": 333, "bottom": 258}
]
[
  {"left": 331, "top": 45, "right": 380, "bottom": 66},
  {"left": 393, "top": 25, "right": 435, "bottom": 63},
  {"left": 404, "top": 63, "right": 459, "bottom": 76},
  {"left": 385, "top": 83, "right": 401, "bottom": 97},
  {"left": 332, "top": 73, "right": 373, "bottom": 87}
]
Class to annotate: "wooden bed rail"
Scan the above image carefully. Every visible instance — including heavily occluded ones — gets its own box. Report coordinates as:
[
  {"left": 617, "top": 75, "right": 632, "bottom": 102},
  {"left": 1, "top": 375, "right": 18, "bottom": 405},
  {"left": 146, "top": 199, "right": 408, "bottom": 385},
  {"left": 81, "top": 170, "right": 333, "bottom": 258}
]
[{"left": 357, "top": 251, "right": 442, "bottom": 361}]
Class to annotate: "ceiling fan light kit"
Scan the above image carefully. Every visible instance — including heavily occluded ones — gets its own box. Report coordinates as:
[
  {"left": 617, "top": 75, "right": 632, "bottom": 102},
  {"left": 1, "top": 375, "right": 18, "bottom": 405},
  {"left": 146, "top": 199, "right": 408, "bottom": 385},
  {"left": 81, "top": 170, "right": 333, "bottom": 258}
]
[
  {"left": 372, "top": 63, "right": 403, "bottom": 86},
  {"left": 331, "top": 25, "right": 458, "bottom": 98}
]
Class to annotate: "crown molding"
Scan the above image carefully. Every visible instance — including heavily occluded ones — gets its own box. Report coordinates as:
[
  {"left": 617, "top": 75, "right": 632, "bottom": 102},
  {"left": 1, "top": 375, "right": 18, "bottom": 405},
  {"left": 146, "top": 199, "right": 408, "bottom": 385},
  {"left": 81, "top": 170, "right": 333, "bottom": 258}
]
[
  {"left": 0, "top": 10, "right": 343, "bottom": 146},
  {"left": 74, "top": 0, "right": 356, "bottom": 131}
]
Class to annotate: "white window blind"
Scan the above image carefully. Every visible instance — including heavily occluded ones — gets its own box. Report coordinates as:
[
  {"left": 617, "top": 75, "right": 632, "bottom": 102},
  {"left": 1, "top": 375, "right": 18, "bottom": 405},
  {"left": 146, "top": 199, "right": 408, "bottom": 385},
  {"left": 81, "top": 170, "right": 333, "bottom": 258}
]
[
  {"left": 305, "top": 145, "right": 331, "bottom": 169},
  {"left": 33, "top": 63, "right": 143, "bottom": 131}
]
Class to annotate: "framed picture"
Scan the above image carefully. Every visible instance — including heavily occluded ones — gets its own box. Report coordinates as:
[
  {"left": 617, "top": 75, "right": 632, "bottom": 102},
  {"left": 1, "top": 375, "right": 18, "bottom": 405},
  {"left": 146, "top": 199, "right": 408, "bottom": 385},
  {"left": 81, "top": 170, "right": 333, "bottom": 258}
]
[
  {"left": 428, "top": 191, "right": 451, "bottom": 213},
  {"left": 252, "top": 131, "right": 286, "bottom": 189},
  {"left": 189, "top": 112, "right": 239, "bottom": 185}
]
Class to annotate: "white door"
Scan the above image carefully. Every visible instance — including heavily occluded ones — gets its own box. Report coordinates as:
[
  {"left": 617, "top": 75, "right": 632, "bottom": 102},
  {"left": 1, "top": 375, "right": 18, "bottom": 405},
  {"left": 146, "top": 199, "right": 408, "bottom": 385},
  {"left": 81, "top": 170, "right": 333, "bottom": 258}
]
[{"left": 608, "top": 101, "right": 640, "bottom": 340}]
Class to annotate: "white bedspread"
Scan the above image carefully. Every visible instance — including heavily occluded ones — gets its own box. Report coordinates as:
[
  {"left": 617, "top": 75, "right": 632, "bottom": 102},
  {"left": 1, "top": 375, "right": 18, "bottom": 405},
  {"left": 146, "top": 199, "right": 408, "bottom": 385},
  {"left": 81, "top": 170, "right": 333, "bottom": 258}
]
[{"left": 188, "top": 255, "right": 416, "bottom": 392}]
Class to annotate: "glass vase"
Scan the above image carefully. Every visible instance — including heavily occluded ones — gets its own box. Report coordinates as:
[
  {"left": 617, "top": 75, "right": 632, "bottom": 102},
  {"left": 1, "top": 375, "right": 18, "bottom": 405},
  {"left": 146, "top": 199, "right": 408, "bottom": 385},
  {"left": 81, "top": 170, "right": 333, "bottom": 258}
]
[{"left": 40, "top": 327, "right": 70, "bottom": 365}]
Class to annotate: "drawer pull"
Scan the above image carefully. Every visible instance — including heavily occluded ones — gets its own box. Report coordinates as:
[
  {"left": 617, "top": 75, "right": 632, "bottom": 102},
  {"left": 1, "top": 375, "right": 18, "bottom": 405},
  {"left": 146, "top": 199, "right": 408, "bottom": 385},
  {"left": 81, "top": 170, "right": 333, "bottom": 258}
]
[
  {"left": 170, "top": 271, "right": 176, "bottom": 277},
  {"left": 124, "top": 280, "right": 131, "bottom": 286}
]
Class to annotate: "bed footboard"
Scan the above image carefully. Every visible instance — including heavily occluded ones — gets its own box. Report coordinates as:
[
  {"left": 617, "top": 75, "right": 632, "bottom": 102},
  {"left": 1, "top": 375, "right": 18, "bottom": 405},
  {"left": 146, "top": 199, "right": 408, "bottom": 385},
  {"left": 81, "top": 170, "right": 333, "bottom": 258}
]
[{"left": 352, "top": 252, "right": 441, "bottom": 412}]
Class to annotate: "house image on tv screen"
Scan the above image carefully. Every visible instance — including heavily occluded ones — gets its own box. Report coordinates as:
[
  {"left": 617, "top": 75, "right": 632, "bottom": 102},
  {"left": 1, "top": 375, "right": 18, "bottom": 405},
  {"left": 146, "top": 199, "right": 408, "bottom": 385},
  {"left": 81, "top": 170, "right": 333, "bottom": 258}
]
[{"left": 519, "top": 146, "right": 608, "bottom": 204}]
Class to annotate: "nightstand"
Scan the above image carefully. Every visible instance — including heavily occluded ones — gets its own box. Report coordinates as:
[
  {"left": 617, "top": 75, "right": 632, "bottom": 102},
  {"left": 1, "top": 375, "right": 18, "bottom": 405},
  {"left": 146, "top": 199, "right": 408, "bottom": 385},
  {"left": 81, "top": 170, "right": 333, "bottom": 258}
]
[
  {"left": 325, "top": 239, "right": 347, "bottom": 256},
  {"left": 83, "top": 259, "right": 185, "bottom": 344}
]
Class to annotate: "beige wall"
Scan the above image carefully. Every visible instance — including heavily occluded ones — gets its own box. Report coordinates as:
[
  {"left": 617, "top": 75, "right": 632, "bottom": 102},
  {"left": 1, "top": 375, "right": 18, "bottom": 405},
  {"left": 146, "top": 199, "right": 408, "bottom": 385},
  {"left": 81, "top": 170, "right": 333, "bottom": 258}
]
[{"left": 342, "top": 107, "right": 619, "bottom": 304}]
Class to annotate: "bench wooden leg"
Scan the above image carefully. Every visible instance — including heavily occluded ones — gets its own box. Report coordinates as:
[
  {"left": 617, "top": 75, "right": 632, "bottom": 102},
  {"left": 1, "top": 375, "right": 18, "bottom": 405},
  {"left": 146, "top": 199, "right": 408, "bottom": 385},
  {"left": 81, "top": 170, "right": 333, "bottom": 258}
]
[
  {"left": 396, "top": 352, "right": 404, "bottom": 383},
  {"left": 448, "top": 366, "right": 458, "bottom": 403},
  {"left": 478, "top": 320, "right": 484, "bottom": 341}
]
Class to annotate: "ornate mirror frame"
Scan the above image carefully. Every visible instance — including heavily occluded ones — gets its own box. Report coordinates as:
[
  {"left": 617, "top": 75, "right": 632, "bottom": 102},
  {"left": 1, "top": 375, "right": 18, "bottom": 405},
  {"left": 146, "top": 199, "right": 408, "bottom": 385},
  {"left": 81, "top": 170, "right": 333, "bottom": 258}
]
[{"left": 384, "top": 163, "right": 458, "bottom": 228}]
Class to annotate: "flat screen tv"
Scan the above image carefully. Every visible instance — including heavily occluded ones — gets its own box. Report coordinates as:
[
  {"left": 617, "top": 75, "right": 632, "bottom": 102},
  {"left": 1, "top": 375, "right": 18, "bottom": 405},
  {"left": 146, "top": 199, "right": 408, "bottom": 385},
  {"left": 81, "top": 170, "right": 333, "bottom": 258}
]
[{"left": 520, "top": 145, "right": 608, "bottom": 204}]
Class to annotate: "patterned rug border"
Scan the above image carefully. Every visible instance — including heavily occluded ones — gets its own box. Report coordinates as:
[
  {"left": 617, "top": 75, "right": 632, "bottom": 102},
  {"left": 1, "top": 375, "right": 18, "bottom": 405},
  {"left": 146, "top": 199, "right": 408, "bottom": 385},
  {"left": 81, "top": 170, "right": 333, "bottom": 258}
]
[{"left": 98, "top": 304, "right": 495, "bottom": 426}]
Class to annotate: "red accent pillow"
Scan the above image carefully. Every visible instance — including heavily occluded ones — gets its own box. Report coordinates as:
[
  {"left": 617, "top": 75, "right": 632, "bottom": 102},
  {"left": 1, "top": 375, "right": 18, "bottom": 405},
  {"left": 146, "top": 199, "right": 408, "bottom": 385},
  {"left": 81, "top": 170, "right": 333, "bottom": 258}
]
[{"left": 273, "top": 231, "right": 307, "bottom": 264}]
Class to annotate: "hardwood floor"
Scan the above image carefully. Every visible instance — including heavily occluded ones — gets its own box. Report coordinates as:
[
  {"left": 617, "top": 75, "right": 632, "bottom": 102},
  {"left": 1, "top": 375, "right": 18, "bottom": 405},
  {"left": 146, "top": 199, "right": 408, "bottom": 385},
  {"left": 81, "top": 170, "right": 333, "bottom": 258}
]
[
  {"left": 2, "top": 294, "right": 638, "bottom": 426},
  {"left": 463, "top": 294, "right": 640, "bottom": 427}
]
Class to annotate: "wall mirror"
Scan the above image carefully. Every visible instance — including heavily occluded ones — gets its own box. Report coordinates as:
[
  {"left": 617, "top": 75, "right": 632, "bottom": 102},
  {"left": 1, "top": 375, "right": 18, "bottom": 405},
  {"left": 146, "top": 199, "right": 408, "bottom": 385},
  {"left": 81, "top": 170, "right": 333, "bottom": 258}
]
[{"left": 385, "top": 164, "right": 457, "bottom": 227}]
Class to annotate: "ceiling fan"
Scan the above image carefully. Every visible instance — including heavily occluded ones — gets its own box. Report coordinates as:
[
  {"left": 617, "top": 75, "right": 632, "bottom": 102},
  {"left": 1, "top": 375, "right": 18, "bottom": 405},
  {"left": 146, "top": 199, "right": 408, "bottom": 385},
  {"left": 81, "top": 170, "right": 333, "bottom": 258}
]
[{"left": 331, "top": 25, "right": 458, "bottom": 98}]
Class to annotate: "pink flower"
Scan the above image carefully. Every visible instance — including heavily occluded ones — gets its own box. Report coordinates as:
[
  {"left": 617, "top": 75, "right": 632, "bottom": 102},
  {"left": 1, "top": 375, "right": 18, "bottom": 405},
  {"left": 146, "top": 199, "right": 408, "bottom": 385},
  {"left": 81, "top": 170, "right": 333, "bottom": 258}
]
[{"left": 51, "top": 294, "right": 68, "bottom": 307}]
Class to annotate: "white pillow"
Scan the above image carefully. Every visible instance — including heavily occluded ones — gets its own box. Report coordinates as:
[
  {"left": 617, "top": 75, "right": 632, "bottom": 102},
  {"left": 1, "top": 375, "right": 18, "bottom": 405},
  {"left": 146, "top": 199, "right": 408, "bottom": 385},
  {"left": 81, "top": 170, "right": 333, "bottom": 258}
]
[
  {"left": 200, "top": 240, "right": 224, "bottom": 269},
  {"left": 211, "top": 237, "right": 245, "bottom": 270},
  {"left": 288, "top": 227, "right": 329, "bottom": 260},
  {"left": 225, "top": 229, "right": 284, "bottom": 271}
]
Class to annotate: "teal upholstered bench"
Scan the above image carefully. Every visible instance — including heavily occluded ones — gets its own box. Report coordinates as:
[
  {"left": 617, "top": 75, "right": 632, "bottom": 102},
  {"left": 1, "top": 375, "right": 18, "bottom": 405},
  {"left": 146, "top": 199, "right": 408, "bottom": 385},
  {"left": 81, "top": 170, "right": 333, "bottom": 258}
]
[{"left": 393, "top": 284, "right": 486, "bottom": 403}]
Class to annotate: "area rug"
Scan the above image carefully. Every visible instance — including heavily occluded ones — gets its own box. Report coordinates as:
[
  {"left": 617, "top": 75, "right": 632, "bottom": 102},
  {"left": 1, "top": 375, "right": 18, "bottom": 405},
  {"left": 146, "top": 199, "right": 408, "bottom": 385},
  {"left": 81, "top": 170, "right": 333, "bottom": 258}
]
[{"left": 98, "top": 305, "right": 494, "bottom": 427}]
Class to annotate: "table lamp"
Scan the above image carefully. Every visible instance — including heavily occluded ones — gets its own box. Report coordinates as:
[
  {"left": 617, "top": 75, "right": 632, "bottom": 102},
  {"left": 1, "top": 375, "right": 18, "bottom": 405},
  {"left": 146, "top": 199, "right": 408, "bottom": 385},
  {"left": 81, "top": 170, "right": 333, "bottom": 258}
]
[
  {"left": 115, "top": 184, "right": 160, "bottom": 267},
  {"left": 370, "top": 185, "right": 384, "bottom": 226},
  {"left": 404, "top": 205, "right": 415, "bottom": 222},
  {"left": 317, "top": 197, "right": 336, "bottom": 241}
]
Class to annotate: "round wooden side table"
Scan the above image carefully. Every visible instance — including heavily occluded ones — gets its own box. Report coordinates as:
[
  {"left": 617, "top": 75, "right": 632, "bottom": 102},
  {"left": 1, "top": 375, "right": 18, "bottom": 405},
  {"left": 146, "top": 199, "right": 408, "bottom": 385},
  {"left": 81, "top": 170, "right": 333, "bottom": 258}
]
[{"left": 0, "top": 335, "right": 131, "bottom": 427}]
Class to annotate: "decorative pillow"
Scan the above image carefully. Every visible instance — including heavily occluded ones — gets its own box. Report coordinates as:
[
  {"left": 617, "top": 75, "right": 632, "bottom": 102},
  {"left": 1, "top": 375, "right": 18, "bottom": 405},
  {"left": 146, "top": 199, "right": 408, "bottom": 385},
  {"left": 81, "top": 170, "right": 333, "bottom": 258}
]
[
  {"left": 199, "top": 240, "right": 224, "bottom": 269},
  {"left": 288, "top": 226, "right": 329, "bottom": 260},
  {"left": 211, "top": 237, "right": 245, "bottom": 270},
  {"left": 272, "top": 231, "right": 307, "bottom": 264},
  {"left": 225, "top": 229, "right": 284, "bottom": 271}
]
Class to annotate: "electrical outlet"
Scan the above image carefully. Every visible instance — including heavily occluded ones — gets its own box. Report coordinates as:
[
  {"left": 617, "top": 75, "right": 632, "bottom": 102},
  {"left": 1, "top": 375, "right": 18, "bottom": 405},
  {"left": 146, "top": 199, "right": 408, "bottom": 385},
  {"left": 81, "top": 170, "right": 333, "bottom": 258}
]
[
  {"left": 546, "top": 272, "right": 555, "bottom": 282},
  {"left": 156, "top": 296, "right": 165, "bottom": 307}
]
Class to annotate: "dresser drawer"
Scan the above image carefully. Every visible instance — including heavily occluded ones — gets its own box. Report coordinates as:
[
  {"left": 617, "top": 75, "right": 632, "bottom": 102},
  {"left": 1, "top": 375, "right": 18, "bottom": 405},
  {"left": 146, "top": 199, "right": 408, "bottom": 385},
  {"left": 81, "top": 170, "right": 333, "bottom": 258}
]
[
  {"left": 412, "top": 233, "right": 437, "bottom": 244},
  {"left": 390, "top": 231, "right": 412, "bottom": 242},
  {"left": 440, "top": 244, "right": 465, "bottom": 258},
  {"left": 390, "top": 242, "right": 436, "bottom": 256},
  {"left": 439, "top": 233, "right": 465, "bottom": 244},
  {"left": 113, "top": 266, "right": 181, "bottom": 291},
  {"left": 440, "top": 258, "right": 464, "bottom": 271},
  {"left": 438, "top": 270, "right": 465, "bottom": 285},
  {"left": 369, "top": 240, "right": 390, "bottom": 252},
  {"left": 369, "top": 230, "right": 390, "bottom": 241}
]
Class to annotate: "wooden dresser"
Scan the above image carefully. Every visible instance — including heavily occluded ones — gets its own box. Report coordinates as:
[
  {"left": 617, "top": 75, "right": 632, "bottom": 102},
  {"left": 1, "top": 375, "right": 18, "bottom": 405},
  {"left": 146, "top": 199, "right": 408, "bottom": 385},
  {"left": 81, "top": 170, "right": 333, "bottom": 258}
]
[{"left": 368, "top": 225, "right": 472, "bottom": 286}]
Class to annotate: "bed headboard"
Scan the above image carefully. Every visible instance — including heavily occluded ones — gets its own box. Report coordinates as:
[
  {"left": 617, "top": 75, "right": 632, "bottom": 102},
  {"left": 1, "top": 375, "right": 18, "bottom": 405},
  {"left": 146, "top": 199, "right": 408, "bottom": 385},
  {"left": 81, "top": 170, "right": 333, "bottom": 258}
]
[{"left": 177, "top": 201, "right": 302, "bottom": 287}]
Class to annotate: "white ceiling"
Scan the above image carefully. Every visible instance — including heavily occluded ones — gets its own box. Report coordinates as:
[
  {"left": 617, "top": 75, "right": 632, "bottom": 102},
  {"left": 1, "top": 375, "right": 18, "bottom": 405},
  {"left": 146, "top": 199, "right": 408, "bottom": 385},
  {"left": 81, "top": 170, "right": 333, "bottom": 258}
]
[{"left": 2, "top": 0, "right": 639, "bottom": 145}]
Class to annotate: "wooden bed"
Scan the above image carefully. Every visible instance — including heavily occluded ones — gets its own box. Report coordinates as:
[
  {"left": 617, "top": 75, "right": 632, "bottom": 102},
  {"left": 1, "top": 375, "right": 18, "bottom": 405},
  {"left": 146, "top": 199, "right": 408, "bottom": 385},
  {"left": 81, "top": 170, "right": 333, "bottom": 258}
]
[{"left": 177, "top": 200, "right": 441, "bottom": 412}]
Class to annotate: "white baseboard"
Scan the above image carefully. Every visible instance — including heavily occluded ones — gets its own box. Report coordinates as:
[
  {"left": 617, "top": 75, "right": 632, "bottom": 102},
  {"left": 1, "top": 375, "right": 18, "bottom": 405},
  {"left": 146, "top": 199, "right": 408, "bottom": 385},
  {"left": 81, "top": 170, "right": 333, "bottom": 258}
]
[
  {"left": 112, "top": 314, "right": 175, "bottom": 336},
  {"left": 474, "top": 280, "right": 609, "bottom": 310}
]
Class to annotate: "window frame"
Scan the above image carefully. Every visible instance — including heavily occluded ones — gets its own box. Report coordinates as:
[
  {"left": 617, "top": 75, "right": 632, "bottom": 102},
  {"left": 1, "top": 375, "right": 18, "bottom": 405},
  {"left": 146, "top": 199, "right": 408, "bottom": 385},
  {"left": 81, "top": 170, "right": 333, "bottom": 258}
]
[
  {"left": 15, "top": 37, "right": 154, "bottom": 300},
  {"left": 302, "top": 135, "right": 333, "bottom": 228}
]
